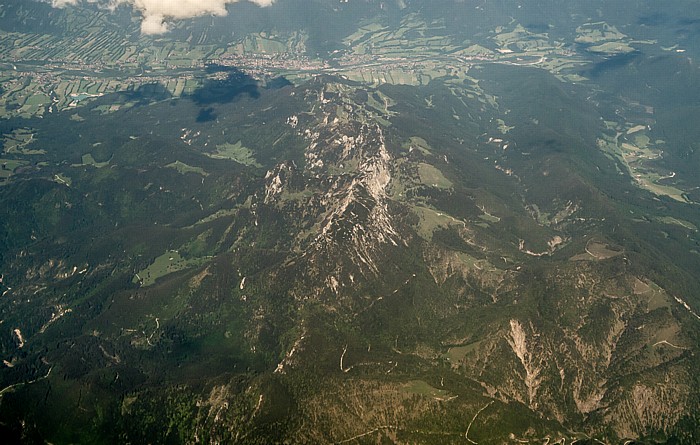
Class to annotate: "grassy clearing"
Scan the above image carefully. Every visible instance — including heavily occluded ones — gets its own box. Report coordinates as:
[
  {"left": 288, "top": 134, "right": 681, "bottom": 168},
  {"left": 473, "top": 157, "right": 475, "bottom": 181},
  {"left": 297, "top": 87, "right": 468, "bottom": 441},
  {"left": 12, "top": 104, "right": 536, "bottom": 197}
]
[
  {"left": 575, "top": 22, "right": 627, "bottom": 44},
  {"left": 632, "top": 133, "right": 651, "bottom": 149},
  {"left": 478, "top": 212, "right": 500, "bottom": 223},
  {"left": 413, "top": 205, "right": 463, "bottom": 239},
  {"left": 133, "top": 250, "right": 210, "bottom": 287},
  {"left": 453, "top": 251, "right": 482, "bottom": 270},
  {"left": 570, "top": 240, "right": 622, "bottom": 261},
  {"left": 632, "top": 278, "right": 671, "bottom": 312},
  {"left": 496, "top": 119, "right": 514, "bottom": 134},
  {"left": 575, "top": 22, "right": 634, "bottom": 54},
  {"left": 656, "top": 216, "right": 697, "bottom": 231},
  {"left": 627, "top": 125, "right": 646, "bottom": 135},
  {"left": 0, "top": 159, "right": 28, "bottom": 180},
  {"left": 2, "top": 128, "right": 37, "bottom": 154},
  {"left": 401, "top": 380, "right": 451, "bottom": 399},
  {"left": 54, "top": 173, "right": 72, "bottom": 186},
  {"left": 492, "top": 23, "right": 552, "bottom": 52},
  {"left": 418, "top": 163, "right": 452, "bottom": 189},
  {"left": 344, "top": 21, "right": 385, "bottom": 45},
  {"left": 444, "top": 341, "right": 483, "bottom": 365},
  {"left": 633, "top": 278, "right": 651, "bottom": 295},
  {"left": 588, "top": 42, "right": 635, "bottom": 55},
  {"left": 597, "top": 123, "right": 690, "bottom": 202},
  {"left": 166, "top": 160, "right": 208, "bottom": 176},
  {"left": 402, "top": 136, "right": 432, "bottom": 155},
  {"left": 207, "top": 141, "right": 260, "bottom": 167},
  {"left": 587, "top": 241, "right": 622, "bottom": 259},
  {"left": 190, "top": 208, "right": 238, "bottom": 227},
  {"left": 74, "top": 153, "right": 109, "bottom": 168},
  {"left": 279, "top": 189, "right": 314, "bottom": 202},
  {"left": 635, "top": 178, "right": 689, "bottom": 203},
  {"left": 366, "top": 90, "right": 397, "bottom": 115},
  {"left": 0, "top": 159, "right": 28, "bottom": 170}
]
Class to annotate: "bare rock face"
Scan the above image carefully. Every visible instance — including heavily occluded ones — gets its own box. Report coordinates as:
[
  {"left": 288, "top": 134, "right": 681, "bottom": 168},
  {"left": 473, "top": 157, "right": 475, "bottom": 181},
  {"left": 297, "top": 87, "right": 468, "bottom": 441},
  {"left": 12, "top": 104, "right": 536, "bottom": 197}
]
[
  {"left": 448, "top": 257, "right": 697, "bottom": 439},
  {"left": 3, "top": 59, "right": 700, "bottom": 444},
  {"left": 309, "top": 122, "right": 400, "bottom": 276},
  {"left": 251, "top": 80, "right": 700, "bottom": 442},
  {"left": 261, "top": 84, "right": 407, "bottom": 300},
  {"left": 506, "top": 319, "right": 544, "bottom": 408}
]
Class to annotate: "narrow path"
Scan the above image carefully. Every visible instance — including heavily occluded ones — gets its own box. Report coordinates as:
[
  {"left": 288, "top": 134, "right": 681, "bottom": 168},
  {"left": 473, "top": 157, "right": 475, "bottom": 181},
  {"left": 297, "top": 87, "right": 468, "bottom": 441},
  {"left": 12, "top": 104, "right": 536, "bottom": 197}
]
[
  {"left": 652, "top": 340, "right": 687, "bottom": 350},
  {"left": 146, "top": 317, "right": 160, "bottom": 346},
  {"left": 0, "top": 366, "right": 53, "bottom": 397},
  {"left": 465, "top": 401, "right": 494, "bottom": 444},
  {"left": 674, "top": 296, "right": 700, "bottom": 321},
  {"left": 340, "top": 345, "right": 348, "bottom": 372},
  {"left": 335, "top": 425, "right": 397, "bottom": 444}
]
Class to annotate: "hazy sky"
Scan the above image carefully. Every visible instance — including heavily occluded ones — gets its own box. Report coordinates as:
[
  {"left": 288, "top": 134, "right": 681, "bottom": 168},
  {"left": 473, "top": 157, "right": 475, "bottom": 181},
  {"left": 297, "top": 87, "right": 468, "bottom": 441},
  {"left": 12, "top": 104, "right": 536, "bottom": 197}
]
[{"left": 51, "top": 0, "right": 275, "bottom": 34}]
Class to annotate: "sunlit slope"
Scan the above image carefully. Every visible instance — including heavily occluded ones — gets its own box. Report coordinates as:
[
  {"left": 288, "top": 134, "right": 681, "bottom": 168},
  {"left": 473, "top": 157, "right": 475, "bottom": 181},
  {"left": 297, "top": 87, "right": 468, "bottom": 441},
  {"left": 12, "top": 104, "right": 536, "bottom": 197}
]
[{"left": 0, "top": 60, "right": 699, "bottom": 443}]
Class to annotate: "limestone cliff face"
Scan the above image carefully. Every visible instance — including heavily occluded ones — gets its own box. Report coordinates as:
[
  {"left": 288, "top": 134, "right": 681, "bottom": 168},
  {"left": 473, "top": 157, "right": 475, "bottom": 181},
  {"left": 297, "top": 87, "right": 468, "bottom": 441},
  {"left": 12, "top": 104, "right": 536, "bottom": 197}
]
[
  {"left": 309, "top": 121, "right": 400, "bottom": 277},
  {"left": 256, "top": 81, "right": 699, "bottom": 441},
  {"left": 450, "top": 259, "right": 697, "bottom": 439},
  {"left": 261, "top": 83, "right": 407, "bottom": 302},
  {"left": 506, "top": 319, "right": 543, "bottom": 408}
]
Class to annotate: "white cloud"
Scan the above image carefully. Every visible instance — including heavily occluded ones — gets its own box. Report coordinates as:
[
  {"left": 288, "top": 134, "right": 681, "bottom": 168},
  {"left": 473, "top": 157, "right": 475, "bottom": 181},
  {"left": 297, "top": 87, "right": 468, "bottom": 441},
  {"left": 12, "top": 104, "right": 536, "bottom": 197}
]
[
  {"left": 50, "top": 0, "right": 275, "bottom": 34},
  {"left": 51, "top": 0, "right": 88, "bottom": 6},
  {"left": 140, "top": 13, "right": 170, "bottom": 35}
]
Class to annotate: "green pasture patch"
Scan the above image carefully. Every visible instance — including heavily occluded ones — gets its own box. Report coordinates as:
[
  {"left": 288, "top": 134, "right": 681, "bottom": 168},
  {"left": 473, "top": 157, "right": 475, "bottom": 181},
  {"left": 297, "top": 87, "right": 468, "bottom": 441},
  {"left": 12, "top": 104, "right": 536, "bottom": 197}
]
[
  {"left": 166, "top": 160, "right": 208, "bottom": 176},
  {"left": 444, "top": 341, "right": 483, "bottom": 365},
  {"left": 418, "top": 163, "right": 452, "bottom": 189},
  {"left": 207, "top": 141, "right": 260, "bottom": 167},
  {"left": 133, "top": 250, "right": 210, "bottom": 287},
  {"left": 401, "top": 380, "right": 451, "bottom": 399}
]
